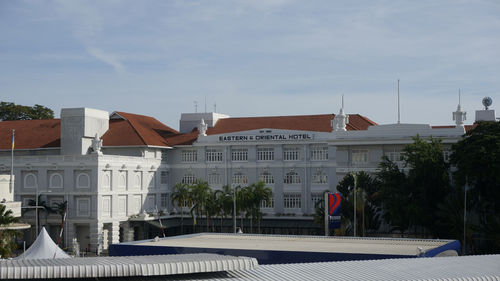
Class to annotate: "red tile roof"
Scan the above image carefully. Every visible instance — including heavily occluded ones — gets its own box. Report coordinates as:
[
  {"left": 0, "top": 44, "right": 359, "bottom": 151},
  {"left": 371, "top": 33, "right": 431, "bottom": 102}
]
[
  {"left": 163, "top": 113, "right": 378, "bottom": 146},
  {"left": 0, "top": 111, "right": 379, "bottom": 149},
  {"left": 206, "top": 114, "right": 376, "bottom": 135},
  {"left": 0, "top": 119, "right": 60, "bottom": 150},
  {"left": 102, "top": 112, "right": 178, "bottom": 147},
  {"left": 0, "top": 111, "right": 179, "bottom": 150}
]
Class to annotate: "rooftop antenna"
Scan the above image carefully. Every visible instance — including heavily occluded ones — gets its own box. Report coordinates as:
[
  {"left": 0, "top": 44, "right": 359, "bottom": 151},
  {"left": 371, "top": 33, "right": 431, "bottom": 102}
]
[
  {"left": 397, "top": 79, "right": 401, "bottom": 124},
  {"left": 459, "top": 88, "right": 461, "bottom": 107},
  {"left": 194, "top": 101, "right": 198, "bottom": 113},
  {"left": 342, "top": 94, "right": 344, "bottom": 109},
  {"left": 214, "top": 102, "right": 217, "bottom": 113}
]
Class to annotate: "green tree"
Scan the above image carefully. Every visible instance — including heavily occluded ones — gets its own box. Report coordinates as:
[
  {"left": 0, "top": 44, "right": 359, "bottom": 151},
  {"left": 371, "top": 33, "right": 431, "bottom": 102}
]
[
  {"left": 171, "top": 183, "right": 191, "bottom": 234},
  {"left": 377, "top": 157, "right": 414, "bottom": 235},
  {"left": 188, "top": 180, "right": 212, "bottom": 232},
  {"left": 403, "top": 136, "right": 450, "bottom": 236},
  {"left": 451, "top": 121, "right": 500, "bottom": 253},
  {"left": 0, "top": 102, "right": 54, "bottom": 120},
  {"left": 312, "top": 190, "right": 329, "bottom": 235},
  {"left": 214, "top": 185, "right": 235, "bottom": 231},
  {"left": 246, "top": 181, "right": 273, "bottom": 233},
  {"left": 53, "top": 201, "right": 68, "bottom": 245},
  {"left": 27, "top": 195, "right": 54, "bottom": 234},
  {"left": 337, "top": 171, "right": 381, "bottom": 236},
  {"left": 0, "top": 204, "right": 20, "bottom": 258}
]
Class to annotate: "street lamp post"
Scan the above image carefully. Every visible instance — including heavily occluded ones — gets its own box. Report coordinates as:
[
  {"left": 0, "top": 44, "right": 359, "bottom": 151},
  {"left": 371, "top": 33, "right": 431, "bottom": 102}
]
[
  {"left": 353, "top": 173, "right": 357, "bottom": 237},
  {"left": 35, "top": 190, "right": 51, "bottom": 236},
  {"left": 233, "top": 186, "right": 237, "bottom": 234}
]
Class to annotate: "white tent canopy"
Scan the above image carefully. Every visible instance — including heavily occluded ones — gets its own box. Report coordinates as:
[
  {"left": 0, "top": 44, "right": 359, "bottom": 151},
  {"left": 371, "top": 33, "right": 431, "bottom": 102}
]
[{"left": 15, "top": 227, "right": 70, "bottom": 259}]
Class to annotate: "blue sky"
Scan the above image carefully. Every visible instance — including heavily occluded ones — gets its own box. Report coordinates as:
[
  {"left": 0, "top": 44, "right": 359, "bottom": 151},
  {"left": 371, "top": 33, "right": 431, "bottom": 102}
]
[{"left": 1, "top": 0, "right": 499, "bottom": 129}]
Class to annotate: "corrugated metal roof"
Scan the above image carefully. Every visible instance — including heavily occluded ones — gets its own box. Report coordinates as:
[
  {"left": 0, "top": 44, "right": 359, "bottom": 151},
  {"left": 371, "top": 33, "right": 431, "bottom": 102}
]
[
  {"left": 0, "top": 254, "right": 257, "bottom": 279},
  {"left": 136, "top": 233, "right": 455, "bottom": 256},
  {"left": 103, "top": 255, "right": 500, "bottom": 281}
]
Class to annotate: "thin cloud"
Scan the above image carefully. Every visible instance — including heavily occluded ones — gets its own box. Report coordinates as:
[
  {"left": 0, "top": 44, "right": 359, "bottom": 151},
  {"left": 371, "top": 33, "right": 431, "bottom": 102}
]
[{"left": 86, "top": 47, "right": 126, "bottom": 73}]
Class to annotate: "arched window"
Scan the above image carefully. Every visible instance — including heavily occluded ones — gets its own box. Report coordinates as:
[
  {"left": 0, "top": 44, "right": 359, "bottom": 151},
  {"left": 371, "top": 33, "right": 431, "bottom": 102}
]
[
  {"left": 24, "top": 173, "right": 37, "bottom": 188},
  {"left": 259, "top": 171, "right": 274, "bottom": 184},
  {"left": 284, "top": 170, "right": 301, "bottom": 184},
  {"left": 148, "top": 172, "right": 155, "bottom": 188},
  {"left": 232, "top": 172, "right": 248, "bottom": 185},
  {"left": 134, "top": 173, "right": 141, "bottom": 188},
  {"left": 102, "top": 172, "right": 111, "bottom": 189},
  {"left": 118, "top": 172, "right": 127, "bottom": 189},
  {"left": 49, "top": 173, "right": 63, "bottom": 188},
  {"left": 182, "top": 172, "right": 196, "bottom": 184},
  {"left": 76, "top": 173, "right": 90, "bottom": 188},
  {"left": 312, "top": 170, "right": 328, "bottom": 184}
]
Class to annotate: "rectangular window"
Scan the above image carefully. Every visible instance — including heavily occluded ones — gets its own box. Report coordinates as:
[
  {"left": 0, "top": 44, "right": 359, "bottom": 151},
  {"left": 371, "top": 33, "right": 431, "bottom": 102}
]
[
  {"left": 283, "top": 147, "right": 301, "bottom": 161},
  {"left": 118, "top": 195, "right": 127, "bottom": 215},
  {"left": 160, "top": 171, "right": 168, "bottom": 184},
  {"left": 102, "top": 195, "right": 112, "bottom": 217},
  {"left": 260, "top": 197, "right": 275, "bottom": 209},
  {"left": 257, "top": 147, "right": 274, "bottom": 161},
  {"left": 232, "top": 173, "right": 248, "bottom": 185},
  {"left": 352, "top": 149, "right": 368, "bottom": 164},
  {"left": 132, "top": 195, "right": 142, "bottom": 214},
  {"left": 160, "top": 193, "right": 169, "bottom": 209},
  {"left": 231, "top": 148, "right": 248, "bottom": 162},
  {"left": 283, "top": 193, "right": 301, "bottom": 209},
  {"left": 76, "top": 198, "right": 90, "bottom": 217},
  {"left": 206, "top": 148, "right": 223, "bottom": 162},
  {"left": 208, "top": 173, "right": 222, "bottom": 185},
  {"left": 181, "top": 149, "right": 198, "bottom": 163},
  {"left": 387, "top": 151, "right": 404, "bottom": 163},
  {"left": 161, "top": 150, "right": 168, "bottom": 162},
  {"left": 311, "top": 193, "right": 323, "bottom": 208},
  {"left": 312, "top": 171, "right": 328, "bottom": 184},
  {"left": 311, "top": 146, "right": 328, "bottom": 161},
  {"left": 259, "top": 172, "right": 274, "bottom": 184}
]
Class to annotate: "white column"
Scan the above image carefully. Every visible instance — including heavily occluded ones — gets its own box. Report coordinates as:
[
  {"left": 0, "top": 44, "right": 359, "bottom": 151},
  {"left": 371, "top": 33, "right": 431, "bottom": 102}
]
[
  {"left": 89, "top": 222, "right": 104, "bottom": 254},
  {"left": 65, "top": 222, "right": 76, "bottom": 251},
  {"left": 111, "top": 221, "right": 121, "bottom": 244}
]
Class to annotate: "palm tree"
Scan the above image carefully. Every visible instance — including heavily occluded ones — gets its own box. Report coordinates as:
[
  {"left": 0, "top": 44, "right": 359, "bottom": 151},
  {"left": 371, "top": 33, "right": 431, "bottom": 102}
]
[
  {"left": 234, "top": 185, "right": 248, "bottom": 232},
  {"left": 53, "top": 201, "right": 67, "bottom": 246},
  {"left": 171, "top": 183, "right": 191, "bottom": 234},
  {"left": 337, "top": 172, "right": 381, "bottom": 236},
  {"left": 188, "top": 180, "right": 211, "bottom": 232},
  {"left": 27, "top": 195, "right": 54, "bottom": 234},
  {"left": 247, "top": 181, "right": 273, "bottom": 233},
  {"left": 0, "top": 204, "right": 20, "bottom": 258}
]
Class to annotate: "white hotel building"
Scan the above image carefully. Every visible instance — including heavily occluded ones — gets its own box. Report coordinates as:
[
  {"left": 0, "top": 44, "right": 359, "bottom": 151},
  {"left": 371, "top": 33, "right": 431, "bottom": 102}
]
[{"left": 0, "top": 101, "right": 494, "bottom": 253}]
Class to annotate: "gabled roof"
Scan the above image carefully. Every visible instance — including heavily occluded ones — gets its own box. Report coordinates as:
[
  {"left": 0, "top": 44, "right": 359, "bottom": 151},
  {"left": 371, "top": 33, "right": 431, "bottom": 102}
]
[
  {"left": 0, "top": 119, "right": 60, "bottom": 149},
  {"left": 0, "top": 111, "right": 179, "bottom": 150},
  {"left": 102, "top": 112, "right": 178, "bottom": 147}
]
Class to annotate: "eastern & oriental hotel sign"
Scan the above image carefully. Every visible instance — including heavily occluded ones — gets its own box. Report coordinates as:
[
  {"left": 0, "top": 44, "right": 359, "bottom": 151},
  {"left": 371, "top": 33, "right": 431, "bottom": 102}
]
[{"left": 218, "top": 133, "right": 313, "bottom": 142}]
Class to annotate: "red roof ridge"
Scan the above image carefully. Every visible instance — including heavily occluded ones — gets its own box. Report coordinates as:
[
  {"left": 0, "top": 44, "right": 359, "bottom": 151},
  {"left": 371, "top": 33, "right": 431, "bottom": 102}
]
[{"left": 221, "top": 113, "right": 334, "bottom": 120}]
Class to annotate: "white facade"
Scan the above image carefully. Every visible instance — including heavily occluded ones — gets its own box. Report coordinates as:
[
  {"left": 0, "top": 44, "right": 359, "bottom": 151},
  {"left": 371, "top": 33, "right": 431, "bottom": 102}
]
[{"left": 1, "top": 102, "right": 494, "bottom": 252}]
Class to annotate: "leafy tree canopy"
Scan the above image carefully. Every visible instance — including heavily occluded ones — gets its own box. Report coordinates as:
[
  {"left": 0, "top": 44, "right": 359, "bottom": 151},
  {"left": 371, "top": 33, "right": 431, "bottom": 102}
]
[
  {"left": 451, "top": 121, "right": 500, "bottom": 212},
  {"left": 451, "top": 121, "right": 500, "bottom": 252},
  {"left": 0, "top": 102, "right": 54, "bottom": 121}
]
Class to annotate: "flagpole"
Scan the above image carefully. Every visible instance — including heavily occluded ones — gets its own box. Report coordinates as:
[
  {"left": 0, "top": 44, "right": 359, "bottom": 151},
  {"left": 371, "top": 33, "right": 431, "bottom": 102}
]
[{"left": 10, "top": 129, "right": 14, "bottom": 194}]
